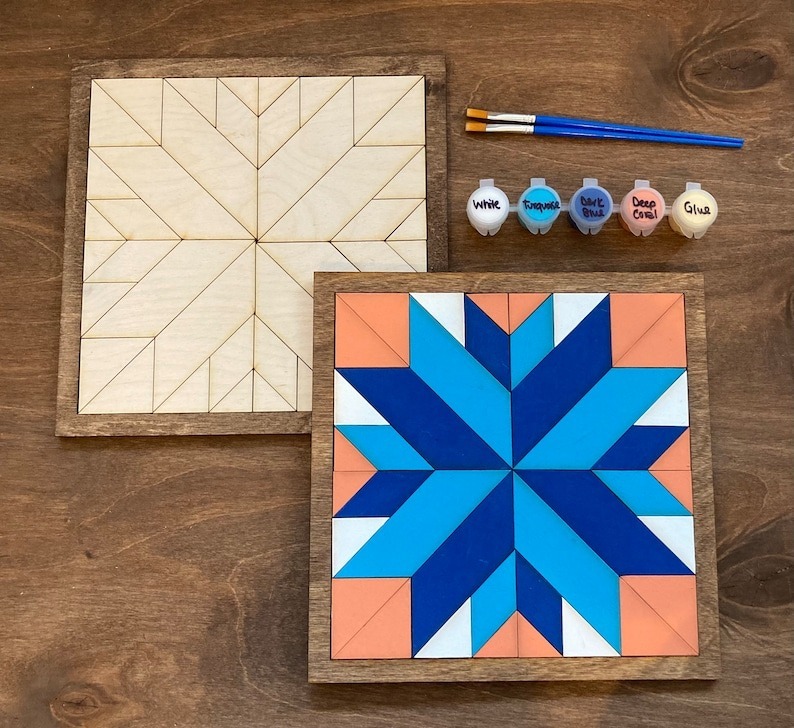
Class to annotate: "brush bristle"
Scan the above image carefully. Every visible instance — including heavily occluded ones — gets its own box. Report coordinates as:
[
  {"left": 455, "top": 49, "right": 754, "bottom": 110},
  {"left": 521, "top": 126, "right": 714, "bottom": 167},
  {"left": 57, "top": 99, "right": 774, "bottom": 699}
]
[
  {"left": 466, "top": 108, "right": 488, "bottom": 119},
  {"left": 465, "top": 121, "right": 488, "bottom": 132}
]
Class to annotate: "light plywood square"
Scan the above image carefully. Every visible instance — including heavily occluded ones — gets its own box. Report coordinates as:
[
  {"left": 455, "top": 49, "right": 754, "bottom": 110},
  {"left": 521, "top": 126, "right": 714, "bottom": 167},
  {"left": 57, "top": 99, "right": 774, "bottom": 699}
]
[{"left": 58, "top": 57, "right": 447, "bottom": 435}]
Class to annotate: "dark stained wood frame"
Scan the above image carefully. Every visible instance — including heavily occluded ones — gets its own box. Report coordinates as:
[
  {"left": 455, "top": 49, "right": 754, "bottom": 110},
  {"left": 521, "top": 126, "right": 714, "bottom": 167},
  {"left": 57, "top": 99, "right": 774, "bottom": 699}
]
[
  {"left": 309, "top": 272, "right": 719, "bottom": 683},
  {"left": 55, "top": 56, "right": 448, "bottom": 437}
]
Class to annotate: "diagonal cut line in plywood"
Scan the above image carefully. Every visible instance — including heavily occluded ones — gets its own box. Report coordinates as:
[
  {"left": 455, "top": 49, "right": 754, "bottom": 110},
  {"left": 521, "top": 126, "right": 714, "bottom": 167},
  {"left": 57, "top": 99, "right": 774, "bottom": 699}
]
[
  {"left": 84, "top": 240, "right": 253, "bottom": 339},
  {"left": 219, "top": 78, "right": 259, "bottom": 114},
  {"left": 96, "top": 78, "right": 164, "bottom": 144},
  {"left": 299, "top": 76, "right": 352, "bottom": 127},
  {"left": 78, "top": 74, "right": 431, "bottom": 416},
  {"left": 262, "top": 146, "right": 422, "bottom": 242},
  {"left": 161, "top": 82, "right": 257, "bottom": 235},
  {"left": 258, "top": 77, "right": 298, "bottom": 115},
  {"left": 253, "top": 370, "right": 295, "bottom": 411},
  {"left": 353, "top": 76, "right": 422, "bottom": 144},
  {"left": 93, "top": 146, "right": 253, "bottom": 240},
  {"left": 89, "top": 84, "right": 160, "bottom": 147},
  {"left": 165, "top": 78, "right": 217, "bottom": 126},
  {"left": 85, "top": 201, "right": 127, "bottom": 241},
  {"left": 78, "top": 338, "right": 154, "bottom": 412},
  {"left": 257, "top": 80, "right": 354, "bottom": 234},
  {"left": 85, "top": 164, "right": 185, "bottom": 242}
]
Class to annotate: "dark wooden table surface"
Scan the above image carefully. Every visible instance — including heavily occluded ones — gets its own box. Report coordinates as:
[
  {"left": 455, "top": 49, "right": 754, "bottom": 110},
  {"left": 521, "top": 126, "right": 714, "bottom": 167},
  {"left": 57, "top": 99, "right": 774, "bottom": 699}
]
[{"left": 1, "top": 1, "right": 792, "bottom": 726}]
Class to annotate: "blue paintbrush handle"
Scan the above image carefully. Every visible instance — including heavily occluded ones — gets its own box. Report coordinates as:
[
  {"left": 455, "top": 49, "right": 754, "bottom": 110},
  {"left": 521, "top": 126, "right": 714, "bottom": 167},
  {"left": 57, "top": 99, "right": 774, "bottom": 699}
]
[
  {"left": 533, "top": 124, "right": 743, "bottom": 148},
  {"left": 537, "top": 115, "right": 743, "bottom": 145}
]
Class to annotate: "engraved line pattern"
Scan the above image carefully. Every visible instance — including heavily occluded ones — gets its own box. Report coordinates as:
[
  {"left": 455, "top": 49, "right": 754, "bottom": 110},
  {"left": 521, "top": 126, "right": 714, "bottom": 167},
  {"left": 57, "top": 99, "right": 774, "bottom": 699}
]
[{"left": 78, "top": 75, "right": 428, "bottom": 414}]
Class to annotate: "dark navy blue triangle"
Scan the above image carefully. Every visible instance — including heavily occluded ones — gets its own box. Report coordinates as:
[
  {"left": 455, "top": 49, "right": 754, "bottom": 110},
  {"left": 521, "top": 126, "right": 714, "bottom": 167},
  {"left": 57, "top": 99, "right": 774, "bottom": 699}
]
[
  {"left": 516, "top": 469, "right": 693, "bottom": 576},
  {"left": 338, "top": 368, "right": 509, "bottom": 469},
  {"left": 464, "top": 296, "right": 510, "bottom": 389},
  {"left": 511, "top": 297, "right": 611, "bottom": 466},
  {"left": 335, "top": 471, "right": 431, "bottom": 518},
  {"left": 593, "top": 425, "right": 687, "bottom": 470},
  {"left": 410, "top": 473, "right": 514, "bottom": 655},
  {"left": 515, "top": 552, "right": 563, "bottom": 653}
]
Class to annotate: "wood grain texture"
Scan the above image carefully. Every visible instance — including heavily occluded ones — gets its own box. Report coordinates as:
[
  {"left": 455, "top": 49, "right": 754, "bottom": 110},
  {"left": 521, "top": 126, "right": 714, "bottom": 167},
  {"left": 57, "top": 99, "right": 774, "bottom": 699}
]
[
  {"left": 309, "top": 272, "right": 718, "bottom": 682},
  {"left": 0, "top": 0, "right": 792, "bottom": 725},
  {"left": 55, "top": 55, "right": 447, "bottom": 437}
]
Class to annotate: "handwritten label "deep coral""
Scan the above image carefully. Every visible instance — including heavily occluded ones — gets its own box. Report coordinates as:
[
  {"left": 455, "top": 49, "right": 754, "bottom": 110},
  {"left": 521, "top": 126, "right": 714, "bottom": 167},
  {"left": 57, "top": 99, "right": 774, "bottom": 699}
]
[{"left": 632, "top": 195, "right": 658, "bottom": 220}]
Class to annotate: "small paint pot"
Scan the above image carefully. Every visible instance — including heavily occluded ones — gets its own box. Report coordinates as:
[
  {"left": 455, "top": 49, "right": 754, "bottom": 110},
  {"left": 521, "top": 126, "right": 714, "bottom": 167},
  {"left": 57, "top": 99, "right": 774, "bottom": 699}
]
[
  {"left": 619, "top": 180, "right": 666, "bottom": 236},
  {"left": 517, "top": 178, "right": 562, "bottom": 234},
  {"left": 467, "top": 179, "right": 510, "bottom": 236},
  {"left": 568, "top": 178, "right": 613, "bottom": 235},
  {"left": 669, "top": 182, "right": 718, "bottom": 239}
]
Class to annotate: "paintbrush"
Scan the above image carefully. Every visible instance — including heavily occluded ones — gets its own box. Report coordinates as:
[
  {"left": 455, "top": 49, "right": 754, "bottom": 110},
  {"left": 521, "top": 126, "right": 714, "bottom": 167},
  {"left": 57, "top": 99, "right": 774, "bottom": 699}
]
[{"left": 466, "top": 108, "right": 743, "bottom": 147}]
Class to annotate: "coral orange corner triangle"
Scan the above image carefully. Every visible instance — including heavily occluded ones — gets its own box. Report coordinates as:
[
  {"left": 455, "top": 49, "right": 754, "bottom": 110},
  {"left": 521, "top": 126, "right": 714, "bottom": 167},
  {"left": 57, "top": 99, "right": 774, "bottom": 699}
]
[
  {"left": 610, "top": 293, "right": 681, "bottom": 364},
  {"left": 333, "top": 471, "right": 375, "bottom": 514},
  {"left": 518, "top": 614, "right": 561, "bottom": 657},
  {"left": 508, "top": 293, "right": 550, "bottom": 333},
  {"left": 651, "top": 429, "right": 691, "bottom": 471},
  {"left": 337, "top": 293, "right": 409, "bottom": 362},
  {"left": 335, "top": 298, "right": 409, "bottom": 368},
  {"left": 619, "top": 578, "right": 698, "bottom": 656},
  {"left": 334, "top": 428, "right": 377, "bottom": 472},
  {"left": 333, "top": 580, "right": 412, "bottom": 659},
  {"left": 614, "top": 296, "right": 687, "bottom": 368},
  {"left": 650, "top": 469, "right": 693, "bottom": 512},
  {"left": 622, "top": 575, "right": 698, "bottom": 651},
  {"left": 468, "top": 293, "right": 510, "bottom": 333},
  {"left": 475, "top": 613, "right": 518, "bottom": 657}
]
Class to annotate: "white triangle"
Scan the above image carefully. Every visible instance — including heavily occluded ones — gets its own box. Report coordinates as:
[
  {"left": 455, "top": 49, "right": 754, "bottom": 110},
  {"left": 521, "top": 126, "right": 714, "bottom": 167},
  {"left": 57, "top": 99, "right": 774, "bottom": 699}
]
[
  {"left": 416, "top": 599, "right": 472, "bottom": 658},
  {"left": 84, "top": 203, "right": 124, "bottom": 240},
  {"left": 166, "top": 78, "right": 217, "bottom": 125},
  {"left": 353, "top": 75, "right": 422, "bottom": 143},
  {"left": 375, "top": 149, "right": 426, "bottom": 199},
  {"left": 562, "top": 600, "right": 620, "bottom": 657},
  {"left": 88, "top": 83, "right": 157, "bottom": 146},
  {"left": 219, "top": 77, "right": 258, "bottom": 113},
  {"left": 357, "top": 79, "right": 425, "bottom": 146},
  {"left": 387, "top": 202, "right": 426, "bottom": 241},
  {"left": 332, "top": 517, "right": 388, "bottom": 576},
  {"left": 636, "top": 372, "right": 689, "bottom": 426},
  {"left": 257, "top": 79, "right": 300, "bottom": 167},
  {"left": 83, "top": 240, "right": 124, "bottom": 279},
  {"left": 552, "top": 292, "right": 608, "bottom": 346},
  {"left": 209, "top": 318, "right": 254, "bottom": 409},
  {"left": 155, "top": 360, "right": 210, "bottom": 413},
  {"left": 96, "top": 78, "right": 163, "bottom": 143},
  {"left": 639, "top": 516, "right": 696, "bottom": 572},
  {"left": 334, "top": 371, "right": 388, "bottom": 425},
  {"left": 411, "top": 292, "right": 465, "bottom": 345},
  {"left": 78, "top": 337, "right": 152, "bottom": 409},
  {"left": 86, "top": 151, "right": 137, "bottom": 199},
  {"left": 387, "top": 240, "right": 427, "bottom": 272},
  {"left": 211, "top": 371, "right": 253, "bottom": 412},
  {"left": 258, "top": 77, "right": 298, "bottom": 114},
  {"left": 80, "top": 342, "right": 154, "bottom": 414},
  {"left": 300, "top": 76, "right": 351, "bottom": 125},
  {"left": 297, "top": 359, "right": 312, "bottom": 411},
  {"left": 253, "top": 372, "right": 293, "bottom": 411}
]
